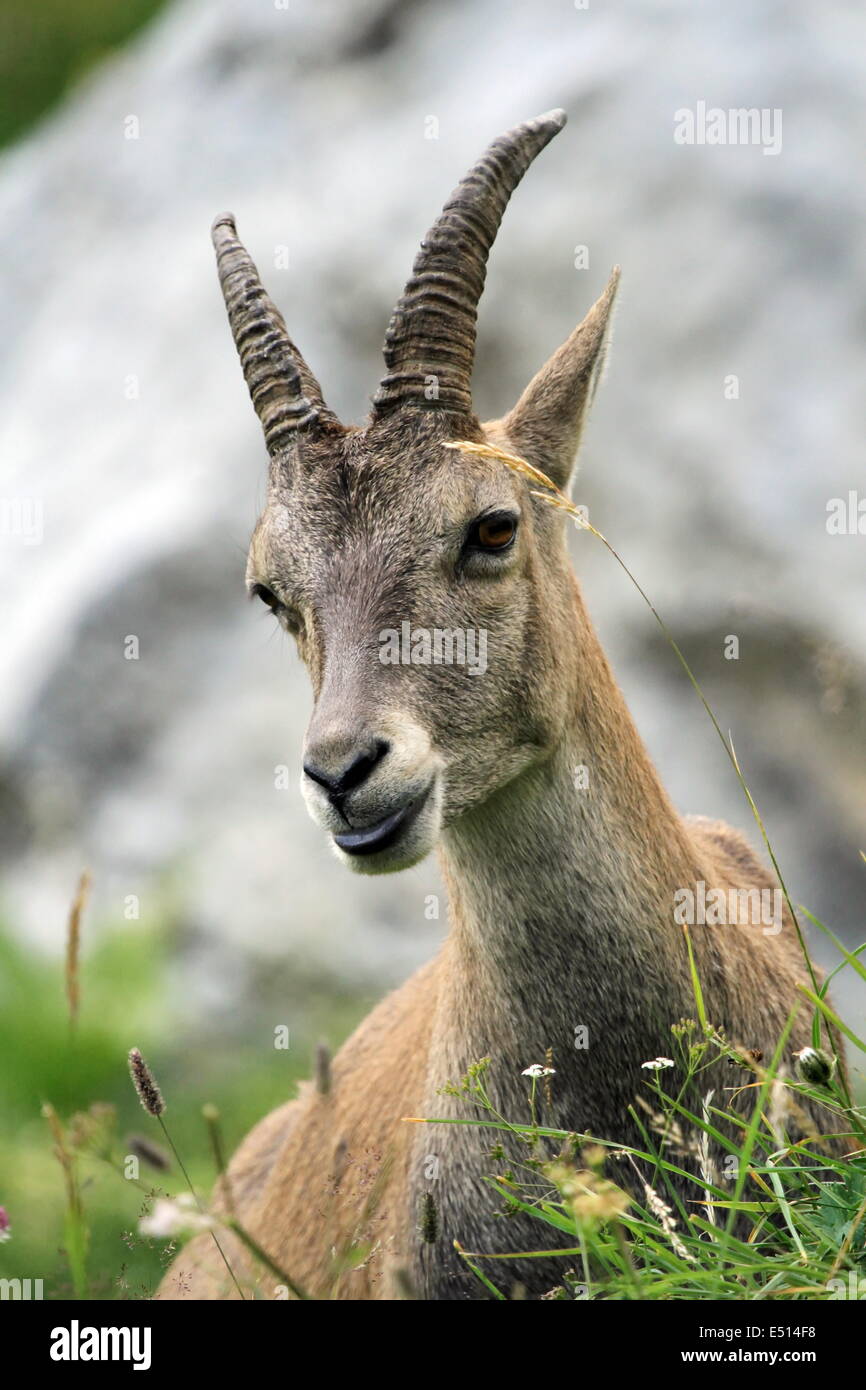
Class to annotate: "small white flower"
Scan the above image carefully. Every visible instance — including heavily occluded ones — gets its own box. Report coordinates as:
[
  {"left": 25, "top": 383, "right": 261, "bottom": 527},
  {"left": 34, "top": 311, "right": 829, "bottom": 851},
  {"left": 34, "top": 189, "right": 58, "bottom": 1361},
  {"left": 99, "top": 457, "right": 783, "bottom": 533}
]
[
  {"left": 139, "top": 1194, "right": 213, "bottom": 1239},
  {"left": 641, "top": 1057, "right": 675, "bottom": 1071},
  {"left": 522, "top": 1064, "right": 556, "bottom": 1078}
]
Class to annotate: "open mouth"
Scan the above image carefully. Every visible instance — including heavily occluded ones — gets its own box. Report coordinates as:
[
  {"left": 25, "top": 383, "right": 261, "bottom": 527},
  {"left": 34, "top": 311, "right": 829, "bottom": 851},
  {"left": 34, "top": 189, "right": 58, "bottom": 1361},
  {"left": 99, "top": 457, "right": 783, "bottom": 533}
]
[{"left": 333, "top": 786, "right": 431, "bottom": 857}]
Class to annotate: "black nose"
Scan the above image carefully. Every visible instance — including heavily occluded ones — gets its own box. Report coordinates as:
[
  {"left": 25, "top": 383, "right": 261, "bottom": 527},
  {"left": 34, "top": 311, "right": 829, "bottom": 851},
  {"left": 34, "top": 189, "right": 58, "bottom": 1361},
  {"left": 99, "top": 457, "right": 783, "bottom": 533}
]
[{"left": 303, "top": 740, "right": 390, "bottom": 803}]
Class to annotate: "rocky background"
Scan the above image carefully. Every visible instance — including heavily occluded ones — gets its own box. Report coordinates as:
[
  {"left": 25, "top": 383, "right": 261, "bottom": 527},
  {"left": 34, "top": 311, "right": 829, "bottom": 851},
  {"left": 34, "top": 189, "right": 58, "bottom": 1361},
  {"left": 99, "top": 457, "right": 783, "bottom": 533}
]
[{"left": 1, "top": 0, "right": 863, "bottom": 1037}]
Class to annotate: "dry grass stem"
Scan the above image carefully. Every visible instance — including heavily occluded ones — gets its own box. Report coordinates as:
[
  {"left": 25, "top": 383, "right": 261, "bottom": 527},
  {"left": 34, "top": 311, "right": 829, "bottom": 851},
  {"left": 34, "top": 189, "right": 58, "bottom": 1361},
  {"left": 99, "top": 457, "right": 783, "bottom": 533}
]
[{"left": 65, "top": 870, "right": 91, "bottom": 1032}]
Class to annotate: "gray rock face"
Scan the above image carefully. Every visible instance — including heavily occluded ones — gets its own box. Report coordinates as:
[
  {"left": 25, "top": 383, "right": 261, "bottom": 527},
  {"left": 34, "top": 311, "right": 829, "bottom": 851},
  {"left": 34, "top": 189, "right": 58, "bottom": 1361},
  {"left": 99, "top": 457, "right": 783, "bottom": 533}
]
[{"left": 1, "top": 0, "right": 863, "bottom": 1023}]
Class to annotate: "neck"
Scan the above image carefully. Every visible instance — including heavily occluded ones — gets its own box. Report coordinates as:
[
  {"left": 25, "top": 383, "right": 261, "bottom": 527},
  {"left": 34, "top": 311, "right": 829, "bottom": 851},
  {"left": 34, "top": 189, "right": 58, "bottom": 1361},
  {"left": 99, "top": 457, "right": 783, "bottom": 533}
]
[{"left": 434, "top": 590, "right": 704, "bottom": 1103}]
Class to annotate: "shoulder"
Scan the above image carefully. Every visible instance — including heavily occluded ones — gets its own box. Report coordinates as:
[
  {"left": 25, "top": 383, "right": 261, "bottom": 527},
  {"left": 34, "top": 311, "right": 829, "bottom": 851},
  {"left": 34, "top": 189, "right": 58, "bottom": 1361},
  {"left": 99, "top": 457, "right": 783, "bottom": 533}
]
[{"left": 685, "top": 813, "right": 774, "bottom": 886}]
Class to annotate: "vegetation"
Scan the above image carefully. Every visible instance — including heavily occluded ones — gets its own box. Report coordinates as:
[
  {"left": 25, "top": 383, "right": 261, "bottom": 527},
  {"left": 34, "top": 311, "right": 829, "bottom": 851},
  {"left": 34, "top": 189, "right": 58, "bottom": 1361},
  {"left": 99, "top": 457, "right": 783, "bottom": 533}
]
[
  {"left": 426, "top": 1007, "right": 866, "bottom": 1301},
  {"left": 0, "top": 0, "right": 169, "bottom": 148},
  {"left": 0, "top": 911, "right": 370, "bottom": 1299},
  {"left": 2, "top": 849, "right": 861, "bottom": 1302}
]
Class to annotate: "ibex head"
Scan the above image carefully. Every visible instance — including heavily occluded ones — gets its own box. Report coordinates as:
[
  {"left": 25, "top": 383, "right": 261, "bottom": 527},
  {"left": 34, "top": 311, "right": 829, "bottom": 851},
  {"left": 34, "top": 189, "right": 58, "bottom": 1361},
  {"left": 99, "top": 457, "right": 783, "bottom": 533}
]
[{"left": 213, "top": 111, "right": 619, "bottom": 874}]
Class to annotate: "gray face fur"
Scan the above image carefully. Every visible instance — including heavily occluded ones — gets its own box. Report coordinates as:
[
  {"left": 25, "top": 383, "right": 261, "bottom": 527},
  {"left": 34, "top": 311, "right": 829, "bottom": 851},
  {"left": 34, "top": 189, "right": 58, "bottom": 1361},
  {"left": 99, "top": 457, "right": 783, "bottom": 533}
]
[
  {"left": 216, "top": 111, "right": 618, "bottom": 873},
  {"left": 245, "top": 411, "right": 583, "bottom": 873}
]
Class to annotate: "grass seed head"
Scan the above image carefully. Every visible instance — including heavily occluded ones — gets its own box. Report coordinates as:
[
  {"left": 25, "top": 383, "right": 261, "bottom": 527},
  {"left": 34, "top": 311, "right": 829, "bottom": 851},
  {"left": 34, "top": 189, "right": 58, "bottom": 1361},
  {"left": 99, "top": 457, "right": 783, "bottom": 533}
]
[{"left": 128, "top": 1047, "right": 166, "bottom": 1118}]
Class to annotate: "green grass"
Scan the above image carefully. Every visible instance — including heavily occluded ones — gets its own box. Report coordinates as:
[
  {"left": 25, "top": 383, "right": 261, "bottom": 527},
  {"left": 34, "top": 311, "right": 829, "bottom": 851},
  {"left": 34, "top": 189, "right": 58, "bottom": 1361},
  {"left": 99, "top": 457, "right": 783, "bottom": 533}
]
[
  {"left": 423, "top": 976, "right": 866, "bottom": 1302},
  {"left": 0, "top": 918, "right": 370, "bottom": 1299}
]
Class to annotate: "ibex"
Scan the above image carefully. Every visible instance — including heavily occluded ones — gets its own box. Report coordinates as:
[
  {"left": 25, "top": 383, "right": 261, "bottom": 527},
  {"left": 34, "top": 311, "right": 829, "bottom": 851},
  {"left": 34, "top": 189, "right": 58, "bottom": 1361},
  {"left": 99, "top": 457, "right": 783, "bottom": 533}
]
[{"left": 161, "top": 111, "right": 842, "bottom": 1300}]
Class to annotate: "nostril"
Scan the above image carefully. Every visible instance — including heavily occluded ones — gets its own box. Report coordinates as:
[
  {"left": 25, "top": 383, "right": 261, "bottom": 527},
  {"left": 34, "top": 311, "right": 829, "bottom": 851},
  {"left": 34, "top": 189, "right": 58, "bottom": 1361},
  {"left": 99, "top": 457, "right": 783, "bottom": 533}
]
[
  {"left": 303, "top": 760, "right": 338, "bottom": 794},
  {"left": 340, "top": 740, "right": 389, "bottom": 793},
  {"left": 304, "top": 740, "right": 390, "bottom": 800}
]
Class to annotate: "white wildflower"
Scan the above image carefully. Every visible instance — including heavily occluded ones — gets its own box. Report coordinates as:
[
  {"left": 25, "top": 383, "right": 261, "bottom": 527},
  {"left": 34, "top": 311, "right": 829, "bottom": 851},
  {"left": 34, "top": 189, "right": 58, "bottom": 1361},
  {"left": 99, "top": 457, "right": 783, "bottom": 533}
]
[
  {"left": 522, "top": 1064, "right": 556, "bottom": 1078},
  {"left": 139, "top": 1193, "right": 213, "bottom": 1239},
  {"left": 641, "top": 1057, "right": 675, "bottom": 1071}
]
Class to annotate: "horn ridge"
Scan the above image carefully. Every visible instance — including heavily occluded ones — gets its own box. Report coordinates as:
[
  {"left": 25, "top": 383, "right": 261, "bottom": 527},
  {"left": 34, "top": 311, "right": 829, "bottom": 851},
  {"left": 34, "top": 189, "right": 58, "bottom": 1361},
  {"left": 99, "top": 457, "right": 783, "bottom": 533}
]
[
  {"left": 211, "top": 213, "right": 336, "bottom": 452},
  {"left": 372, "top": 110, "right": 567, "bottom": 418}
]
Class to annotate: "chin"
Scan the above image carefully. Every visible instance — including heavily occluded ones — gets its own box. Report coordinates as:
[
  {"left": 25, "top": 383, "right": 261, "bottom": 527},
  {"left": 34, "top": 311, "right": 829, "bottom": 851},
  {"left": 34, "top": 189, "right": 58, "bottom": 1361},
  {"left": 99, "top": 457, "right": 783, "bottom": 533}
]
[{"left": 331, "top": 778, "right": 443, "bottom": 876}]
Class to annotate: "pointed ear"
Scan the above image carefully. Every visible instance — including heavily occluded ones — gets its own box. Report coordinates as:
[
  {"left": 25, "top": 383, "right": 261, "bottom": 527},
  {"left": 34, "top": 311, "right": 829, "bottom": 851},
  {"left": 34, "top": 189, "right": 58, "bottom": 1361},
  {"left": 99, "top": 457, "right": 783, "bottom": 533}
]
[{"left": 497, "top": 267, "right": 620, "bottom": 490}]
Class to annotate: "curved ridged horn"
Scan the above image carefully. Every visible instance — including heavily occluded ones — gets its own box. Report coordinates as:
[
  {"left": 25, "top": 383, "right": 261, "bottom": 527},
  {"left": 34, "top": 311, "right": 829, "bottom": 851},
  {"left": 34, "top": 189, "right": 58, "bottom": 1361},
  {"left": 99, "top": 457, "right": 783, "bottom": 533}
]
[
  {"left": 211, "top": 214, "right": 336, "bottom": 452},
  {"left": 372, "top": 110, "right": 567, "bottom": 419}
]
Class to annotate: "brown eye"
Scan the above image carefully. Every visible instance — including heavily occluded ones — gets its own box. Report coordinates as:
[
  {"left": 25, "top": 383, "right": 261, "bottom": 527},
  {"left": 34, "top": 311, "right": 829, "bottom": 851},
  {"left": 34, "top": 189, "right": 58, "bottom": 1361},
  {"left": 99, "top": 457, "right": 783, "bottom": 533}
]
[{"left": 473, "top": 513, "right": 517, "bottom": 551}]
